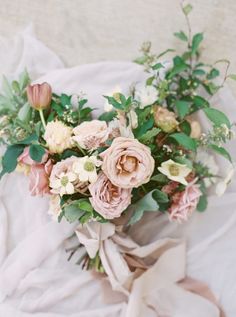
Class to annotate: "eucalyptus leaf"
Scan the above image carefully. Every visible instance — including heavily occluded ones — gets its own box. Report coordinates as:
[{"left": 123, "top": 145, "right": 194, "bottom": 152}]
[
  {"left": 175, "top": 100, "right": 190, "bottom": 119},
  {"left": 0, "top": 144, "right": 25, "bottom": 178},
  {"left": 192, "top": 33, "right": 203, "bottom": 54},
  {"left": 128, "top": 189, "right": 168, "bottom": 225},
  {"left": 174, "top": 31, "right": 188, "bottom": 42}
]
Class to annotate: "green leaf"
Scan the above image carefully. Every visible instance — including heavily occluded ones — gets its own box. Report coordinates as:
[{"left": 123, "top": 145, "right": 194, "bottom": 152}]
[
  {"left": 152, "top": 63, "right": 164, "bottom": 70},
  {"left": 134, "top": 117, "right": 154, "bottom": 138},
  {"left": 2, "top": 75, "right": 13, "bottom": 99},
  {"left": 0, "top": 144, "right": 24, "bottom": 178},
  {"left": 209, "top": 144, "right": 232, "bottom": 162},
  {"left": 146, "top": 76, "right": 155, "bottom": 86},
  {"left": 193, "top": 69, "right": 206, "bottom": 76},
  {"left": 197, "top": 194, "right": 208, "bottom": 212},
  {"left": 207, "top": 68, "right": 220, "bottom": 80},
  {"left": 168, "top": 56, "right": 188, "bottom": 78},
  {"left": 128, "top": 189, "right": 168, "bottom": 225},
  {"left": 98, "top": 111, "right": 117, "bottom": 122},
  {"left": 156, "top": 48, "right": 175, "bottom": 59},
  {"left": 203, "top": 108, "right": 230, "bottom": 128},
  {"left": 183, "top": 3, "right": 193, "bottom": 15},
  {"left": 64, "top": 203, "right": 85, "bottom": 223},
  {"left": 29, "top": 144, "right": 46, "bottom": 162},
  {"left": 174, "top": 31, "right": 188, "bottom": 42},
  {"left": 169, "top": 133, "right": 197, "bottom": 151},
  {"left": 17, "top": 102, "right": 31, "bottom": 123},
  {"left": 179, "top": 120, "right": 191, "bottom": 136},
  {"left": 192, "top": 33, "right": 203, "bottom": 54},
  {"left": 134, "top": 56, "right": 148, "bottom": 65},
  {"left": 103, "top": 96, "right": 123, "bottom": 110},
  {"left": 175, "top": 100, "right": 190, "bottom": 119},
  {"left": 64, "top": 199, "right": 93, "bottom": 223},
  {"left": 60, "top": 94, "right": 71, "bottom": 107},
  {"left": 193, "top": 96, "right": 209, "bottom": 109},
  {"left": 17, "top": 133, "right": 38, "bottom": 145},
  {"left": 138, "top": 127, "right": 161, "bottom": 144},
  {"left": 151, "top": 173, "right": 168, "bottom": 183}
]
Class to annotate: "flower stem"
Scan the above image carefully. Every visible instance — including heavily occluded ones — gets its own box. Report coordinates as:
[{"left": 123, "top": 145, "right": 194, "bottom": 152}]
[{"left": 39, "top": 109, "right": 46, "bottom": 130}]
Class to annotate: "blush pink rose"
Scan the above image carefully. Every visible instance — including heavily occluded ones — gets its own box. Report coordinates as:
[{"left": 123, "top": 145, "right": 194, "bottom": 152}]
[
  {"left": 168, "top": 181, "right": 202, "bottom": 223},
  {"left": 100, "top": 137, "right": 155, "bottom": 189},
  {"left": 89, "top": 172, "right": 132, "bottom": 219},
  {"left": 18, "top": 146, "right": 52, "bottom": 196},
  {"left": 29, "top": 160, "right": 53, "bottom": 196}
]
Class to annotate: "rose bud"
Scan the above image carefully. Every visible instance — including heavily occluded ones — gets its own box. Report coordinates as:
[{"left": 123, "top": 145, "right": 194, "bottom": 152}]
[{"left": 27, "top": 83, "right": 52, "bottom": 110}]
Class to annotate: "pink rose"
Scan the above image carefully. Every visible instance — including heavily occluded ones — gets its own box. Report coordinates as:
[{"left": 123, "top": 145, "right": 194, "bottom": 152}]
[
  {"left": 100, "top": 137, "right": 155, "bottom": 189},
  {"left": 17, "top": 146, "right": 52, "bottom": 196},
  {"left": 168, "top": 181, "right": 202, "bottom": 223},
  {"left": 29, "top": 160, "right": 53, "bottom": 196},
  {"left": 89, "top": 172, "right": 132, "bottom": 219}
]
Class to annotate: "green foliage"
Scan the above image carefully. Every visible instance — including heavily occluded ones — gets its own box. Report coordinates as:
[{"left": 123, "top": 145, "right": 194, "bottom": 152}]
[
  {"left": 128, "top": 189, "right": 169, "bottom": 225},
  {"left": 169, "top": 133, "right": 197, "bottom": 151},
  {"left": 63, "top": 199, "right": 93, "bottom": 223},
  {"left": 174, "top": 31, "right": 188, "bottom": 42},
  {"left": 29, "top": 144, "right": 45, "bottom": 162},
  {"left": 209, "top": 144, "right": 232, "bottom": 162},
  {"left": 203, "top": 108, "right": 230, "bottom": 128},
  {"left": 191, "top": 33, "right": 203, "bottom": 54},
  {"left": 138, "top": 127, "right": 161, "bottom": 144},
  {"left": 175, "top": 100, "right": 190, "bottom": 119},
  {"left": 0, "top": 144, "right": 24, "bottom": 178},
  {"left": 197, "top": 194, "right": 208, "bottom": 212}
]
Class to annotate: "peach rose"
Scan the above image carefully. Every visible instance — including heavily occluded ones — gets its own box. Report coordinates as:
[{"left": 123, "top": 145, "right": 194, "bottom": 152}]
[
  {"left": 18, "top": 146, "right": 52, "bottom": 196},
  {"left": 29, "top": 160, "right": 53, "bottom": 196},
  {"left": 100, "top": 137, "right": 155, "bottom": 188},
  {"left": 168, "top": 181, "right": 202, "bottom": 223},
  {"left": 89, "top": 172, "right": 132, "bottom": 219},
  {"left": 72, "top": 120, "right": 109, "bottom": 150}
]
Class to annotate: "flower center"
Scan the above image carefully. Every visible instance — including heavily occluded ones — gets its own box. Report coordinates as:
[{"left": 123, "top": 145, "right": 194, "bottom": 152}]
[
  {"left": 84, "top": 161, "right": 95, "bottom": 172},
  {"left": 169, "top": 164, "right": 179, "bottom": 176},
  {"left": 61, "top": 176, "right": 69, "bottom": 186}
]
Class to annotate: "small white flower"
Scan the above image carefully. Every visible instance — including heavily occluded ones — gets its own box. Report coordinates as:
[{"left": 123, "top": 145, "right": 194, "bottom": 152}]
[
  {"left": 73, "top": 156, "right": 101, "bottom": 183},
  {"left": 216, "top": 167, "right": 235, "bottom": 196},
  {"left": 104, "top": 86, "right": 122, "bottom": 112},
  {"left": 136, "top": 85, "right": 158, "bottom": 109},
  {"left": 158, "top": 159, "right": 191, "bottom": 185},
  {"left": 50, "top": 171, "right": 77, "bottom": 196}
]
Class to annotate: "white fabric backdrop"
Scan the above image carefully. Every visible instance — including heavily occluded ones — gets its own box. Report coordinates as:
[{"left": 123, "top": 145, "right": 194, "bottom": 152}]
[{"left": 0, "top": 27, "right": 236, "bottom": 317}]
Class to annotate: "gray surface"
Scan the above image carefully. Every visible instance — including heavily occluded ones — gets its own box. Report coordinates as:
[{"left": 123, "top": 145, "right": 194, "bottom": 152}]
[{"left": 0, "top": 0, "right": 236, "bottom": 94}]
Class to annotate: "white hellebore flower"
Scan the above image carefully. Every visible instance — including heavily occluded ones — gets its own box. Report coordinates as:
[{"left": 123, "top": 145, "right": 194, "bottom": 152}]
[
  {"left": 158, "top": 159, "right": 191, "bottom": 185},
  {"left": 136, "top": 85, "right": 158, "bottom": 109},
  {"left": 216, "top": 167, "right": 235, "bottom": 197},
  {"left": 50, "top": 171, "right": 77, "bottom": 196},
  {"left": 104, "top": 85, "right": 122, "bottom": 112},
  {"left": 73, "top": 156, "right": 101, "bottom": 183}
]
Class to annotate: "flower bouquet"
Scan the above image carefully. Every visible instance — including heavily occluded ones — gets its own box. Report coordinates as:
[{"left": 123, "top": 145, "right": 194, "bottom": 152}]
[{"left": 0, "top": 3, "right": 235, "bottom": 272}]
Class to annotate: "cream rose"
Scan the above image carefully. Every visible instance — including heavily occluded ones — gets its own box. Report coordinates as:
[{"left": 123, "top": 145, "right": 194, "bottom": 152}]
[
  {"left": 44, "top": 120, "right": 73, "bottom": 154},
  {"left": 72, "top": 120, "right": 108, "bottom": 150},
  {"left": 100, "top": 137, "right": 155, "bottom": 188},
  {"left": 154, "top": 105, "right": 178, "bottom": 133},
  {"left": 89, "top": 172, "right": 132, "bottom": 219}
]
